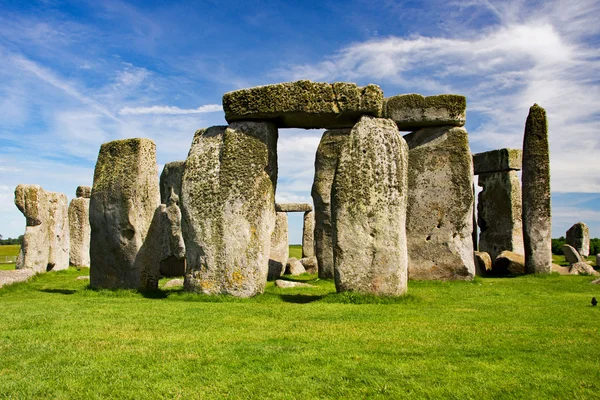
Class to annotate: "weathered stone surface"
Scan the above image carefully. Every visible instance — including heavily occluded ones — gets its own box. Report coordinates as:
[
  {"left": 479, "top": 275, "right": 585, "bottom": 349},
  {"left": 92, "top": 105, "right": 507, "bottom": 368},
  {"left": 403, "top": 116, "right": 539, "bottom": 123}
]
[
  {"left": 69, "top": 196, "right": 91, "bottom": 267},
  {"left": 311, "top": 129, "right": 351, "bottom": 279},
  {"left": 562, "top": 244, "right": 583, "bottom": 265},
  {"left": 275, "top": 203, "right": 312, "bottom": 212},
  {"left": 477, "top": 170, "right": 524, "bottom": 261},
  {"left": 302, "top": 211, "right": 315, "bottom": 258},
  {"left": 299, "top": 256, "right": 318, "bottom": 274},
  {"left": 522, "top": 104, "right": 552, "bottom": 274},
  {"left": 566, "top": 222, "right": 590, "bottom": 258},
  {"left": 159, "top": 161, "right": 185, "bottom": 204},
  {"left": 274, "top": 279, "right": 314, "bottom": 288},
  {"left": 404, "top": 126, "right": 475, "bottom": 280},
  {"left": 473, "top": 149, "right": 522, "bottom": 175},
  {"left": 551, "top": 263, "right": 570, "bottom": 275},
  {"left": 89, "top": 138, "right": 160, "bottom": 289},
  {"left": 493, "top": 251, "right": 526, "bottom": 276},
  {"left": 181, "top": 122, "right": 277, "bottom": 297},
  {"left": 268, "top": 212, "right": 289, "bottom": 280},
  {"left": 384, "top": 94, "right": 466, "bottom": 131},
  {"left": 76, "top": 275, "right": 90, "bottom": 281},
  {"left": 474, "top": 251, "right": 492, "bottom": 276},
  {"left": 286, "top": 258, "right": 306, "bottom": 276},
  {"left": 76, "top": 186, "right": 92, "bottom": 199},
  {"left": 160, "top": 191, "right": 186, "bottom": 278},
  {"left": 163, "top": 278, "right": 184, "bottom": 288},
  {"left": 333, "top": 116, "right": 409, "bottom": 295},
  {"left": 0, "top": 269, "right": 35, "bottom": 288},
  {"left": 592, "top": 277, "right": 600, "bottom": 284},
  {"left": 569, "top": 261, "right": 599, "bottom": 276},
  {"left": 223, "top": 80, "right": 383, "bottom": 129},
  {"left": 46, "top": 192, "right": 70, "bottom": 272},
  {"left": 14, "top": 184, "right": 50, "bottom": 273}
]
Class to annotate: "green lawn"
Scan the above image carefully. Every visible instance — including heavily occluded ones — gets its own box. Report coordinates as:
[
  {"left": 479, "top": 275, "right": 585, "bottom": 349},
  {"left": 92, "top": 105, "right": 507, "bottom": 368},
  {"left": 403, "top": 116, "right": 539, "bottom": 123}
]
[
  {"left": 1, "top": 268, "right": 599, "bottom": 399},
  {"left": 553, "top": 254, "right": 597, "bottom": 267},
  {"left": 289, "top": 244, "right": 302, "bottom": 259},
  {"left": 0, "top": 245, "right": 19, "bottom": 270}
]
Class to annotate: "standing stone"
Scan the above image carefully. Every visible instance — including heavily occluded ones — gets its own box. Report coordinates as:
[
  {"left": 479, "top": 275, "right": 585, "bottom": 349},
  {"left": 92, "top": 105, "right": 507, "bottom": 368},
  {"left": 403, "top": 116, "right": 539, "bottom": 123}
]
[
  {"left": 566, "top": 222, "right": 590, "bottom": 258},
  {"left": 522, "top": 104, "right": 552, "bottom": 274},
  {"left": 68, "top": 188, "right": 91, "bottom": 267},
  {"left": 46, "top": 192, "right": 70, "bottom": 271},
  {"left": 181, "top": 122, "right": 278, "bottom": 297},
  {"left": 76, "top": 186, "right": 92, "bottom": 199},
  {"left": 268, "top": 212, "right": 289, "bottom": 280},
  {"left": 14, "top": 184, "right": 50, "bottom": 273},
  {"left": 311, "top": 129, "right": 350, "bottom": 279},
  {"left": 404, "top": 126, "right": 475, "bottom": 280},
  {"left": 302, "top": 211, "right": 315, "bottom": 258},
  {"left": 332, "top": 116, "right": 409, "bottom": 295},
  {"left": 89, "top": 138, "right": 160, "bottom": 289},
  {"left": 159, "top": 161, "right": 185, "bottom": 204}
]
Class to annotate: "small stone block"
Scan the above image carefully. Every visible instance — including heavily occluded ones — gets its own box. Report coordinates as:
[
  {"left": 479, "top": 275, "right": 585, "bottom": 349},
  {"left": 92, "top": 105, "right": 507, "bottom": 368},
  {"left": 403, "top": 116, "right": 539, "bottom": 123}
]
[
  {"left": 473, "top": 149, "right": 522, "bottom": 174},
  {"left": 384, "top": 93, "right": 466, "bottom": 131}
]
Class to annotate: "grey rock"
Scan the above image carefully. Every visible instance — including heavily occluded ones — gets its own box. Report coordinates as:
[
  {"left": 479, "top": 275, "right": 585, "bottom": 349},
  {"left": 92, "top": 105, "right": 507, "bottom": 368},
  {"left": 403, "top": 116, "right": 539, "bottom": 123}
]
[
  {"left": 181, "top": 122, "right": 277, "bottom": 297},
  {"left": 0, "top": 269, "right": 35, "bottom": 288},
  {"left": 274, "top": 279, "right": 314, "bottom": 288},
  {"left": 474, "top": 251, "right": 492, "bottom": 276},
  {"left": 14, "top": 184, "right": 50, "bottom": 273},
  {"left": 299, "top": 256, "right": 318, "bottom": 274},
  {"left": 569, "top": 262, "right": 599, "bottom": 276},
  {"left": 551, "top": 263, "right": 570, "bottom": 275},
  {"left": 76, "top": 186, "right": 92, "bottom": 199},
  {"left": 286, "top": 258, "right": 306, "bottom": 276},
  {"left": 163, "top": 278, "right": 184, "bottom": 288},
  {"left": 477, "top": 170, "right": 524, "bottom": 261},
  {"left": 562, "top": 244, "right": 583, "bottom": 265},
  {"left": 76, "top": 276, "right": 90, "bottom": 281},
  {"left": 384, "top": 94, "right": 466, "bottom": 131},
  {"left": 46, "top": 192, "right": 70, "bottom": 272},
  {"left": 522, "top": 104, "right": 552, "bottom": 274},
  {"left": 302, "top": 210, "right": 315, "bottom": 258},
  {"left": 473, "top": 148, "right": 522, "bottom": 175},
  {"left": 268, "top": 212, "right": 289, "bottom": 280},
  {"left": 89, "top": 138, "right": 161, "bottom": 289},
  {"left": 311, "top": 129, "right": 351, "bottom": 279},
  {"left": 223, "top": 80, "right": 383, "bottom": 129},
  {"left": 404, "top": 126, "right": 475, "bottom": 280},
  {"left": 333, "top": 116, "right": 409, "bottom": 295},
  {"left": 493, "top": 251, "right": 526, "bottom": 276},
  {"left": 591, "top": 278, "right": 600, "bottom": 284},
  {"left": 68, "top": 197, "right": 91, "bottom": 267},
  {"left": 275, "top": 203, "right": 312, "bottom": 213},
  {"left": 566, "top": 222, "right": 590, "bottom": 258},
  {"left": 159, "top": 161, "right": 185, "bottom": 204}
]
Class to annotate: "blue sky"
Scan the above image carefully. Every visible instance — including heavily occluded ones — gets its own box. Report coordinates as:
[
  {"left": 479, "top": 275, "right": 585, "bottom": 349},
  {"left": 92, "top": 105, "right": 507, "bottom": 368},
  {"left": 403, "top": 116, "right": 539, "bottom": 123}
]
[{"left": 1, "top": 0, "right": 599, "bottom": 243}]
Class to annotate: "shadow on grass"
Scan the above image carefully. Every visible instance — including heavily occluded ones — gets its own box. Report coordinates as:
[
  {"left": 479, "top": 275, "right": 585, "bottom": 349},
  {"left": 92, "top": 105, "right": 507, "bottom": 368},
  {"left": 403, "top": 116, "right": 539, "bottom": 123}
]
[
  {"left": 278, "top": 294, "right": 326, "bottom": 304},
  {"left": 138, "top": 289, "right": 169, "bottom": 299},
  {"left": 39, "top": 288, "right": 77, "bottom": 295}
]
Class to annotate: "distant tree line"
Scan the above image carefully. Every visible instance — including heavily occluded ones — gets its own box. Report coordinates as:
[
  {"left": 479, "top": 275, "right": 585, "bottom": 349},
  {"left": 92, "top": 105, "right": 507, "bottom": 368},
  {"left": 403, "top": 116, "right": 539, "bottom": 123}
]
[
  {"left": 0, "top": 235, "right": 23, "bottom": 245},
  {"left": 552, "top": 237, "right": 600, "bottom": 256}
]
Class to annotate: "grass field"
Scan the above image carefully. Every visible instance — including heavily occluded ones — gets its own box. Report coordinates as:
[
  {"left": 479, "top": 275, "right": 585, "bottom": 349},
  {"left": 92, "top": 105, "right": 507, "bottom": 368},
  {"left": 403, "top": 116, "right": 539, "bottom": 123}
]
[
  {"left": 1, "top": 266, "right": 599, "bottom": 399},
  {"left": 289, "top": 244, "right": 302, "bottom": 259},
  {"left": 0, "top": 245, "right": 19, "bottom": 271},
  {"left": 553, "top": 254, "right": 597, "bottom": 267}
]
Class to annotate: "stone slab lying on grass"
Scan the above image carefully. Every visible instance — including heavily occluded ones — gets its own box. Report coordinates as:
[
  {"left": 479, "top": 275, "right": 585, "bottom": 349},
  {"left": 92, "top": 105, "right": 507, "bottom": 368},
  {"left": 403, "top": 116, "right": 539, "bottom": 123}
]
[
  {"left": 274, "top": 280, "right": 314, "bottom": 288},
  {"left": 551, "top": 263, "right": 570, "bottom": 275},
  {"left": 592, "top": 278, "right": 600, "bottom": 284},
  {"left": 566, "top": 222, "right": 590, "bottom": 258},
  {"left": 76, "top": 276, "right": 90, "bottom": 281},
  {"left": 473, "top": 149, "right": 522, "bottom": 175},
  {"left": 286, "top": 258, "right": 306, "bottom": 276},
  {"left": 474, "top": 251, "right": 492, "bottom": 276},
  {"left": 299, "top": 256, "right": 318, "bottom": 274},
  {"left": 569, "top": 262, "right": 599, "bottom": 276},
  {"left": 492, "top": 251, "right": 525, "bottom": 276},
  {"left": 384, "top": 94, "right": 466, "bottom": 131},
  {"left": 163, "top": 278, "right": 184, "bottom": 288},
  {"left": 275, "top": 203, "right": 312, "bottom": 213},
  {"left": 223, "top": 80, "right": 383, "bottom": 129},
  {"left": 0, "top": 269, "right": 35, "bottom": 288},
  {"left": 562, "top": 244, "right": 583, "bottom": 265}
]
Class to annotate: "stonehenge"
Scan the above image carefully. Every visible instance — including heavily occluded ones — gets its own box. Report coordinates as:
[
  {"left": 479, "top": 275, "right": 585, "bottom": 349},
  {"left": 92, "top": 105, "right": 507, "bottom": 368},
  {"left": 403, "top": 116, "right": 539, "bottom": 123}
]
[
  {"left": 566, "top": 222, "right": 590, "bottom": 258},
  {"left": 269, "top": 212, "right": 289, "bottom": 280},
  {"left": 68, "top": 186, "right": 91, "bottom": 267}
]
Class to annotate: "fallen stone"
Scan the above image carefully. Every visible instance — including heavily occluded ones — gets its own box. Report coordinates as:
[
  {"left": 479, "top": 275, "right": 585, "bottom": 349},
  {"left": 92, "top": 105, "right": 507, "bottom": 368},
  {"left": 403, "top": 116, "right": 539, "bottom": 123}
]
[
  {"left": 566, "top": 222, "right": 590, "bottom": 258},
  {"left": 76, "top": 186, "right": 92, "bottom": 199},
  {"left": 404, "top": 126, "right": 475, "bottom": 280},
  {"left": 474, "top": 251, "right": 492, "bottom": 276},
  {"left": 181, "top": 122, "right": 277, "bottom": 297},
  {"left": 384, "top": 94, "right": 466, "bottom": 131},
  {"left": 0, "top": 269, "right": 35, "bottom": 288},
  {"left": 551, "top": 263, "right": 570, "bottom": 275},
  {"left": 69, "top": 195, "right": 91, "bottom": 267},
  {"left": 14, "top": 184, "right": 50, "bottom": 273},
  {"left": 522, "top": 104, "right": 552, "bottom": 274},
  {"left": 477, "top": 170, "right": 524, "bottom": 261},
  {"left": 333, "top": 116, "right": 409, "bottom": 295},
  {"left": 159, "top": 161, "right": 185, "bottom": 204},
  {"left": 591, "top": 278, "right": 600, "bottom": 284},
  {"left": 569, "top": 262, "right": 599, "bottom": 276},
  {"left": 275, "top": 203, "right": 312, "bottom": 213},
  {"left": 286, "top": 257, "right": 306, "bottom": 276},
  {"left": 163, "top": 278, "right": 184, "bottom": 288},
  {"left": 268, "top": 212, "right": 289, "bottom": 280},
  {"left": 274, "top": 279, "right": 315, "bottom": 288},
  {"left": 76, "top": 276, "right": 90, "bottom": 281},
  {"left": 473, "top": 148, "right": 522, "bottom": 175},
  {"left": 493, "top": 251, "right": 526, "bottom": 276},
  {"left": 302, "top": 211, "right": 315, "bottom": 258},
  {"left": 562, "top": 244, "right": 583, "bottom": 265},
  {"left": 299, "top": 256, "right": 318, "bottom": 274},
  {"left": 89, "top": 138, "right": 161, "bottom": 289},
  {"left": 223, "top": 80, "right": 383, "bottom": 129},
  {"left": 311, "top": 129, "right": 351, "bottom": 279}
]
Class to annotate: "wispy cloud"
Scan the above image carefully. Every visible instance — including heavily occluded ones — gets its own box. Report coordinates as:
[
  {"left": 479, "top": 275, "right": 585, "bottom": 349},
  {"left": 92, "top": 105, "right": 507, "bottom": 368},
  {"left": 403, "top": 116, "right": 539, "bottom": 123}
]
[{"left": 118, "top": 104, "right": 223, "bottom": 115}]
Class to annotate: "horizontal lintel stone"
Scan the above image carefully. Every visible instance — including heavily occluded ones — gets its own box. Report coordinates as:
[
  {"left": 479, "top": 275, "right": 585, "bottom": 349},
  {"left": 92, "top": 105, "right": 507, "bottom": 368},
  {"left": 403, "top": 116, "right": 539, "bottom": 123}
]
[
  {"left": 275, "top": 203, "right": 313, "bottom": 213},
  {"left": 473, "top": 148, "right": 522, "bottom": 175},
  {"left": 384, "top": 93, "right": 466, "bottom": 131}
]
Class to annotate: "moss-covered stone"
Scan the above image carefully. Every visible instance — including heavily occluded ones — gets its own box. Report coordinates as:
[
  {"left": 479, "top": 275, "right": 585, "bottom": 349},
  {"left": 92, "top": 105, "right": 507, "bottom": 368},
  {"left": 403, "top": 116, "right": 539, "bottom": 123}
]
[
  {"left": 521, "top": 104, "right": 551, "bottom": 274},
  {"left": 75, "top": 186, "right": 91, "bottom": 199},
  {"left": 473, "top": 148, "right": 522, "bottom": 174},
  {"left": 566, "top": 222, "right": 590, "bottom": 258},
  {"left": 68, "top": 196, "right": 90, "bottom": 267},
  {"left": 404, "top": 126, "right": 475, "bottom": 280},
  {"left": 268, "top": 212, "right": 288, "bottom": 280},
  {"left": 384, "top": 93, "right": 466, "bottom": 131},
  {"left": 302, "top": 211, "right": 315, "bottom": 258},
  {"left": 159, "top": 161, "right": 185, "bottom": 204},
  {"left": 275, "top": 203, "right": 312, "bottom": 212},
  {"left": 223, "top": 80, "right": 383, "bottom": 129}
]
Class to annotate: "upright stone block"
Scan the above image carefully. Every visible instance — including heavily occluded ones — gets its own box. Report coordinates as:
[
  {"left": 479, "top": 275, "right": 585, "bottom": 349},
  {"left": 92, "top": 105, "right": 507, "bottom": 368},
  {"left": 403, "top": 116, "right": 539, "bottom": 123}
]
[
  {"left": 566, "top": 222, "right": 590, "bottom": 258},
  {"left": 69, "top": 191, "right": 91, "bottom": 267},
  {"left": 302, "top": 211, "right": 315, "bottom": 258},
  {"left": 89, "top": 138, "right": 160, "bottom": 289},
  {"left": 269, "top": 212, "right": 289, "bottom": 280},
  {"left": 14, "top": 184, "right": 50, "bottom": 273},
  {"left": 160, "top": 161, "right": 185, "bottom": 204},
  {"left": 332, "top": 116, "right": 409, "bottom": 295},
  {"left": 76, "top": 186, "right": 92, "bottom": 199},
  {"left": 522, "top": 104, "right": 552, "bottom": 274},
  {"left": 181, "top": 122, "right": 278, "bottom": 297},
  {"left": 404, "top": 126, "right": 475, "bottom": 280},
  {"left": 311, "top": 129, "right": 350, "bottom": 279},
  {"left": 46, "top": 192, "right": 70, "bottom": 271}
]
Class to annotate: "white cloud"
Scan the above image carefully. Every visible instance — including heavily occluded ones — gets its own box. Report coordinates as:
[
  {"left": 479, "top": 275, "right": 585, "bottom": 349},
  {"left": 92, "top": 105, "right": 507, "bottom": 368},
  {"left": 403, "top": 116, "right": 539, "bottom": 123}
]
[{"left": 118, "top": 104, "right": 223, "bottom": 115}]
